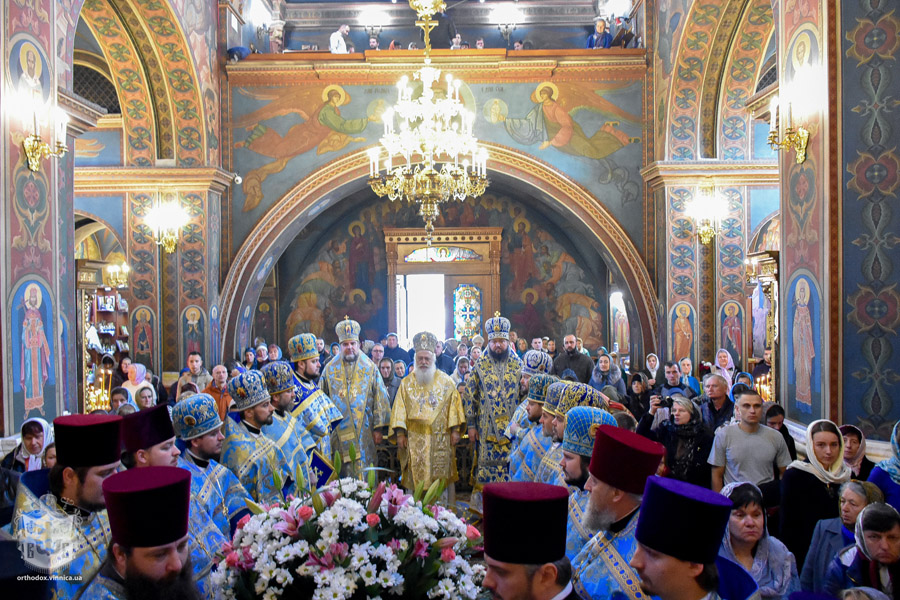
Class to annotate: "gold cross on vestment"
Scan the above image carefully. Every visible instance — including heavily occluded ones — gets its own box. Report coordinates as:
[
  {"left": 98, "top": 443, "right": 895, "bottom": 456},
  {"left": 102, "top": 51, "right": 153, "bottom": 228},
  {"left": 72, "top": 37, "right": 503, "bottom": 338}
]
[{"left": 494, "top": 311, "right": 500, "bottom": 317}]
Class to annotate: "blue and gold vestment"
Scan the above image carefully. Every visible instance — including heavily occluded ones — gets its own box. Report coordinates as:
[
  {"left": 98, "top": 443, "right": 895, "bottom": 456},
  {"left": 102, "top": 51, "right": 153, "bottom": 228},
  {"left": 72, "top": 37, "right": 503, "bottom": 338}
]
[
  {"left": 293, "top": 375, "right": 342, "bottom": 455},
  {"left": 11, "top": 470, "right": 110, "bottom": 600},
  {"left": 319, "top": 354, "right": 391, "bottom": 477},
  {"left": 572, "top": 509, "right": 645, "bottom": 600},
  {"left": 262, "top": 410, "right": 313, "bottom": 488},
  {"left": 463, "top": 352, "right": 523, "bottom": 487},
  {"left": 509, "top": 425, "right": 552, "bottom": 482},
  {"left": 178, "top": 455, "right": 252, "bottom": 538},
  {"left": 221, "top": 418, "right": 293, "bottom": 505}
]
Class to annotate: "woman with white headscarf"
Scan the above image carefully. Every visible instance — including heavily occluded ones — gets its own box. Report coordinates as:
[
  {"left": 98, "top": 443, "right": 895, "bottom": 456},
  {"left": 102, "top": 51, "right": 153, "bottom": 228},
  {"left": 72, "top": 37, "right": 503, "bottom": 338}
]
[
  {"left": 0, "top": 417, "right": 53, "bottom": 472},
  {"left": 640, "top": 353, "right": 660, "bottom": 388},
  {"left": 713, "top": 347, "right": 736, "bottom": 388},
  {"left": 122, "top": 362, "right": 154, "bottom": 402},
  {"left": 780, "top": 419, "right": 852, "bottom": 571}
]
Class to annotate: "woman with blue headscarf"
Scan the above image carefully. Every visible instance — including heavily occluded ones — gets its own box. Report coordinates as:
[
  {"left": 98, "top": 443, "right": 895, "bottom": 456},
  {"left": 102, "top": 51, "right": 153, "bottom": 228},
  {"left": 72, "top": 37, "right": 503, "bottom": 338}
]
[
  {"left": 868, "top": 420, "right": 900, "bottom": 513},
  {"left": 720, "top": 482, "right": 800, "bottom": 598}
]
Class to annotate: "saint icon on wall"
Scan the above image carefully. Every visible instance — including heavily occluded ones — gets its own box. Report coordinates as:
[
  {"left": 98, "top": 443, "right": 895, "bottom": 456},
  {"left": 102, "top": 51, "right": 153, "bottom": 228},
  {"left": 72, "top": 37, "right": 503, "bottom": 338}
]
[
  {"left": 792, "top": 278, "right": 815, "bottom": 411},
  {"left": 19, "top": 282, "right": 52, "bottom": 417}
]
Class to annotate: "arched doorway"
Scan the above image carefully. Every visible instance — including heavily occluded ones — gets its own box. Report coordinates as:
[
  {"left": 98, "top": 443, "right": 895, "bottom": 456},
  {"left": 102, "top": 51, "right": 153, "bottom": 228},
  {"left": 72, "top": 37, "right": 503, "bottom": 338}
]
[{"left": 220, "top": 144, "right": 659, "bottom": 363}]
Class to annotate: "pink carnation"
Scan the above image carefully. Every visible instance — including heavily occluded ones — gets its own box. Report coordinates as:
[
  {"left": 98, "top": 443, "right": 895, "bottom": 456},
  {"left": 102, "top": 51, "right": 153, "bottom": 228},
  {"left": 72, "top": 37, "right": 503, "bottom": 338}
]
[
  {"left": 298, "top": 505, "right": 314, "bottom": 521},
  {"left": 440, "top": 547, "right": 456, "bottom": 562},
  {"left": 466, "top": 524, "right": 481, "bottom": 540},
  {"left": 236, "top": 514, "right": 251, "bottom": 530},
  {"left": 366, "top": 513, "right": 381, "bottom": 527}
]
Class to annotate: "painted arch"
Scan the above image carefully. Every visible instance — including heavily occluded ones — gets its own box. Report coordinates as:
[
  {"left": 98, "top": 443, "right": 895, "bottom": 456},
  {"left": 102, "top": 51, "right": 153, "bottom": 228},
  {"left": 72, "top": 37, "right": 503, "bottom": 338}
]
[{"left": 219, "top": 144, "right": 660, "bottom": 363}]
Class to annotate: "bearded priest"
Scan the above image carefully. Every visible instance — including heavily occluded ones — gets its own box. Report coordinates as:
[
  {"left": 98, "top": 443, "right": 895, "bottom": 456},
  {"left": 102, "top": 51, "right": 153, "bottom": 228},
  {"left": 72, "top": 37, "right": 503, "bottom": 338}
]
[{"left": 390, "top": 331, "right": 466, "bottom": 504}]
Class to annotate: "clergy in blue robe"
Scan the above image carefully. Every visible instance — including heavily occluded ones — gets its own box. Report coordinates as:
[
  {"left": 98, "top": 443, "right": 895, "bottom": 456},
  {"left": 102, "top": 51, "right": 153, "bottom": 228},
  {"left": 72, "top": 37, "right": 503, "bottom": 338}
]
[
  {"left": 172, "top": 393, "right": 253, "bottom": 538},
  {"left": 261, "top": 361, "right": 314, "bottom": 487},
  {"left": 120, "top": 403, "right": 226, "bottom": 599},
  {"left": 560, "top": 406, "right": 618, "bottom": 561},
  {"left": 504, "top": 349, "right": 555, "bottom": 447},
  {"left": 10, "top": 414, "right": 122, "bottom": 600},
  {"left": 463, "top": 314, "right": 523, "bottom": 490},
  {"left": 508, "top": 374, "right": 558, "bottom": 482},
  {"left": 572, "top": 424, "right": 664, "bottom": 600},
  {"left": 223, "top": 370, "right": 294, "bottom": 504},
  {"left": 319, "top": 318, "right": 391, "bottom": 478},
  {"left": 76, "top": 467, "right": 202, "bottom": 600},
  {"left": 288, "top": 332, "right": 343, "bottom": 455},
  {"left": 542, "top": 382, "right": 613, "bottom": 488}
]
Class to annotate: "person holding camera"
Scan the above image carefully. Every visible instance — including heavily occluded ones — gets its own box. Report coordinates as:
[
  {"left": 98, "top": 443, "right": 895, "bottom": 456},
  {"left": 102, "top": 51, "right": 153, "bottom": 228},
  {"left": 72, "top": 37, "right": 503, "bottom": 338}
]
[{"left": 636, "top": 394, "right": 713, "bottom": 488}]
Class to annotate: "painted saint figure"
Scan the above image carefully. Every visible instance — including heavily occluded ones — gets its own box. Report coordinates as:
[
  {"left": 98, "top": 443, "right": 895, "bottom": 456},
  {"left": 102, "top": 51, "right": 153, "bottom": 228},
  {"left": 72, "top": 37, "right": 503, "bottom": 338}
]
[
  {"left": 792, "top": 279, "right": 815, "bottom": 410},
  {"left": 21, "top": 284, "right": 51, "bottom": 416},
  {"left": 673, "top": 304, "right": 693, "bottom": 363},
  {"left": 722, "top": 302, "right": 742, "bottom": 367}
]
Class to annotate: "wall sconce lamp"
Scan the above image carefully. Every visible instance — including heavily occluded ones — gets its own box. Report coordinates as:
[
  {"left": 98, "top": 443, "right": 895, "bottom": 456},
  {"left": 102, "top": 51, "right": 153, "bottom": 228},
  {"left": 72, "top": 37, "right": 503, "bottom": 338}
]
[
  {"left": 767, "top": 64, "right": 820, "bottom": 164},
  {"left": 492, "top": 5, "right": 522, "bottom": 48},
  {"left": 767, "top": 96, "right": 809, "bottom": 164},
  {"left": 13, "top": 88, "right": 69, "bottom": 172},
  {"left": 146, "top": 193, "right": 189, "bottom": 254},
  {"left": 685, "top": 180, "right": 727, "bottom": 245}
]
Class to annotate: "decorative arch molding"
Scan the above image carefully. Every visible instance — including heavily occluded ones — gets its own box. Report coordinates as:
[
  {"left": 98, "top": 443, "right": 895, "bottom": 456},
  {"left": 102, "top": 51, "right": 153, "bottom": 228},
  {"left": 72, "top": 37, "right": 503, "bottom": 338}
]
[
  {"left": 711, "top": 0, "right": 775, "bottom": 159},
  {"left": 219, "top": 143, "right": 660, "bottom": 361},
  {"left": 112, "top": 0, "right": 207, "bottom": 166},
  {"left": 80, "top": 0, "right": 158, "bottom": 166},
  {"left": 666, "top": 0, "right": 747, "bottom": 160},
  {"left": 76, "top": 0, "right": 208, "bottom": 166}
]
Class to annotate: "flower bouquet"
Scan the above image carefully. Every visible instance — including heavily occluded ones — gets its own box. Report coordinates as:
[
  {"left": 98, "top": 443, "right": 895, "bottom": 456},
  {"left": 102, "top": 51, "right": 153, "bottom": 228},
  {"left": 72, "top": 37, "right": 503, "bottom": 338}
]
[{"left": 213, "top": 469, "right": 485, "bottom": 600}]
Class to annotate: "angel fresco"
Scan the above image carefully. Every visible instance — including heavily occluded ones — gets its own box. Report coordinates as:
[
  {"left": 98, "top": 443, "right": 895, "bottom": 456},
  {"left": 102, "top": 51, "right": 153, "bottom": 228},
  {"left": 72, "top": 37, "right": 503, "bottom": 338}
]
[
  {"left": 495, "top": 82, "right": 640, "bottom": 160},
  {"left": 233, "top": 85, "right": 385, "bottom": 211}
]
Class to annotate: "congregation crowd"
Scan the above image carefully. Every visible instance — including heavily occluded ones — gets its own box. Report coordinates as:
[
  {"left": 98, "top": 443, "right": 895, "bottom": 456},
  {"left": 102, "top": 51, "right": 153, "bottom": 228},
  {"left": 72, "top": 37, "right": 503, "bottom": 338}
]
[{"left": 2, "top": 313, "right": 900, "bottom": 600}]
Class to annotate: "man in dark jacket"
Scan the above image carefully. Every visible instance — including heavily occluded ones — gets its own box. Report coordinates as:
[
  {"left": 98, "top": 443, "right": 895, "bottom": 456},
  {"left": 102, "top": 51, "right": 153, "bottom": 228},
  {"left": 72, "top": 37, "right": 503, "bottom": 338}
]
[
  {"left": 383, "top": 333, "right": 410, "bottom": 364},
  {"left": 653, "top": 361, "right": 697, "bottom": 400},
  {"left": 434, "top": 340, "right": 455, "bottom": 375},
  {"left": 551, "top": 334, "right": 594, "bottom": 383}
]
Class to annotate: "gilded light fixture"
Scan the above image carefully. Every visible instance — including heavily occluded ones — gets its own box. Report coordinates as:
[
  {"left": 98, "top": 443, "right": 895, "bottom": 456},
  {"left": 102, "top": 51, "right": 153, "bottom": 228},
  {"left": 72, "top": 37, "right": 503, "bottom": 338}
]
[
  {"left": 766, "top": 65, "right": 821, "bottom": 164},
  {"left": 767, "top": 97, "right": 809, "bottom": 164},
  {"left": 106, "top": 262, "right": 131, "bottom": 288},
  {"left": 146, "top": 194, "right": 189, "bottom": 254},
  {"left": 368, "top": 0, "right": 489, "bottom": 245},
  {"left": 684, "top": 180, "right": 727, "bottom": 245},
  {"left": 13, "top": 88, "right": 69, "bottom": 172}
]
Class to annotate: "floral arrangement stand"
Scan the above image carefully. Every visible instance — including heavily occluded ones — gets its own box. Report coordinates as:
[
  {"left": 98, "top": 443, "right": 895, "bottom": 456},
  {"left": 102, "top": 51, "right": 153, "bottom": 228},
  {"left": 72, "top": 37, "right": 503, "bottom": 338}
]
[{"left": 215, "top": 466, "right": 485, "bottom": 600}]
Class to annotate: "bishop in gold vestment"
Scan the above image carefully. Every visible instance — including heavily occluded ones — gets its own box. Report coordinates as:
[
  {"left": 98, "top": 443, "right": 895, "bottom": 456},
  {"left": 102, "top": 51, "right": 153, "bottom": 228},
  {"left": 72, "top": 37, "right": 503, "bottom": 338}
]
[{"left": 390, "top": 331, "right": 465, "bottom": 492}]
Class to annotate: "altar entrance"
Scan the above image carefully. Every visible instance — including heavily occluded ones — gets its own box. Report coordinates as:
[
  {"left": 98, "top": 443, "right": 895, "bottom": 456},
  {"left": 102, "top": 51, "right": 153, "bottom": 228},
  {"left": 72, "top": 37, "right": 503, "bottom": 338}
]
[{"left": 384, "top": 228, "right": 502, "bottom": 345}]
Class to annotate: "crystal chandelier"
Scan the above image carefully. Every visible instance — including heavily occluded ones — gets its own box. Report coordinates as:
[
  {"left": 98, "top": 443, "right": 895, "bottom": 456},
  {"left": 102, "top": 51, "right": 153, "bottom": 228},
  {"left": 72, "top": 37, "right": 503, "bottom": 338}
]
[{"left": 368, "top": 0, "right": 489, "bottom": 244}]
